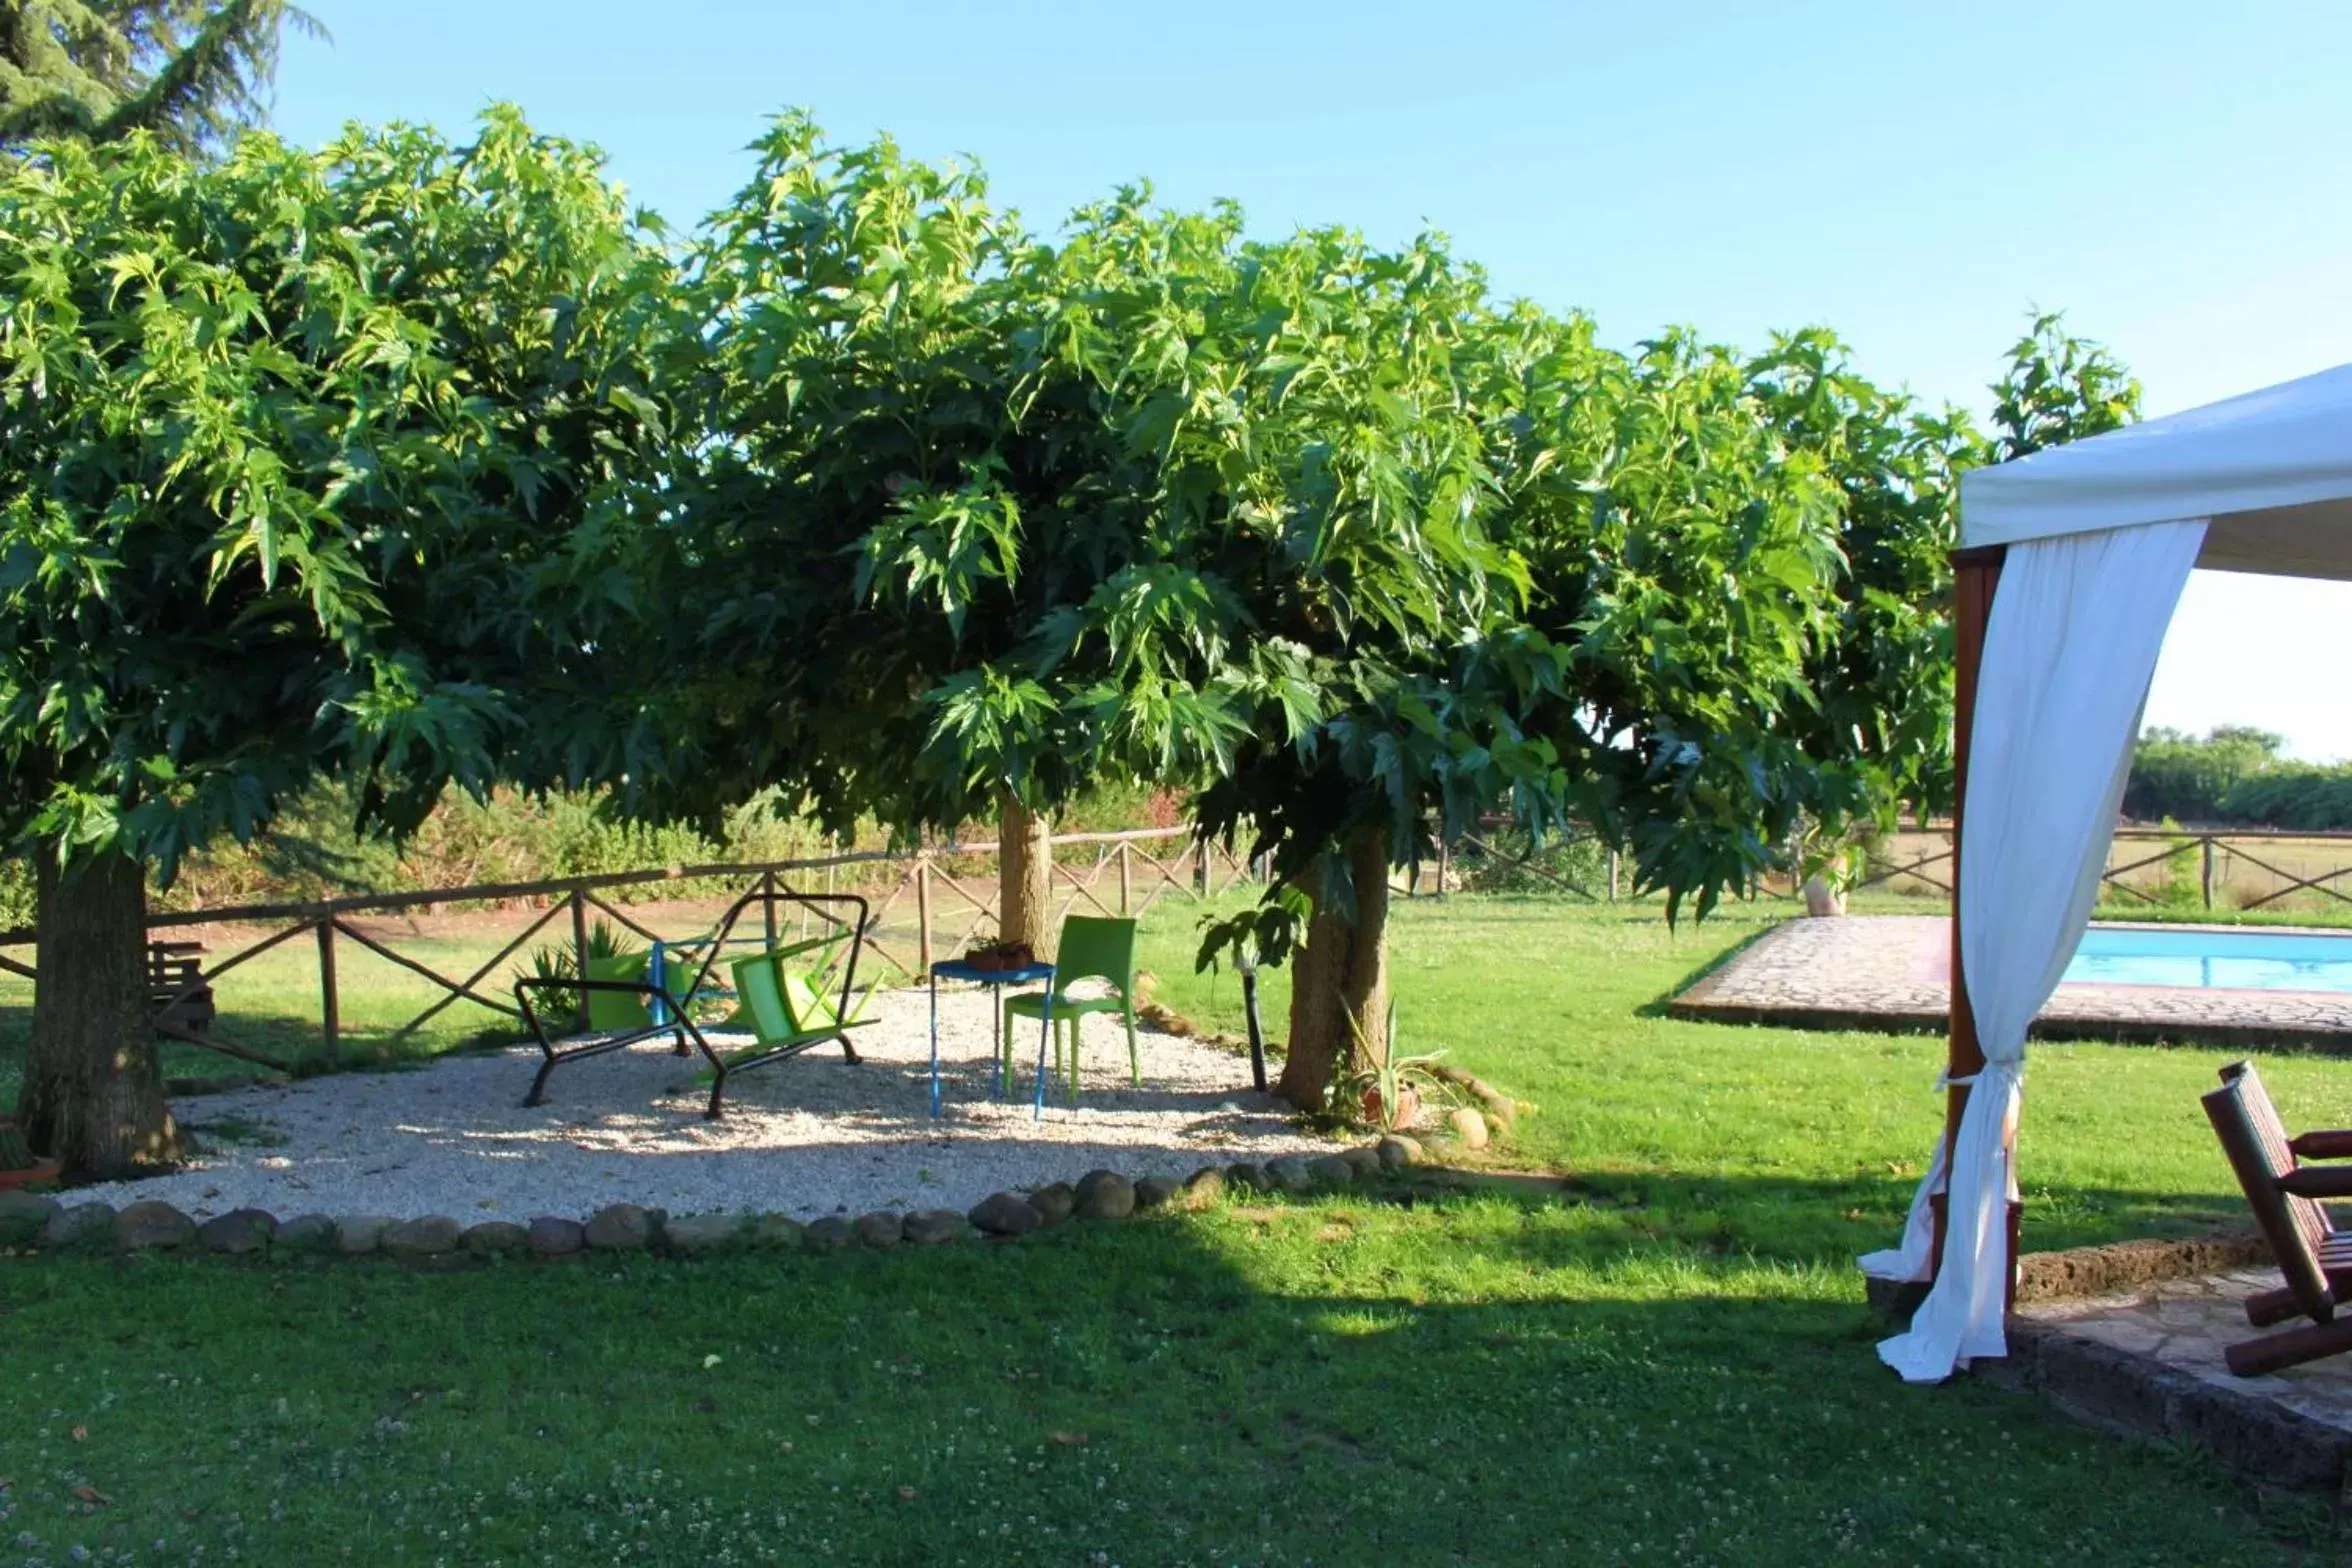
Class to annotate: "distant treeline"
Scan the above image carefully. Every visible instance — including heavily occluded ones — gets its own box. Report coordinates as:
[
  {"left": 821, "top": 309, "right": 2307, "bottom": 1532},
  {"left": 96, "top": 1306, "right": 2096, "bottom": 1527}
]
[{"left": 2124, "top": 727, "right": 2352, "bottom": 830}]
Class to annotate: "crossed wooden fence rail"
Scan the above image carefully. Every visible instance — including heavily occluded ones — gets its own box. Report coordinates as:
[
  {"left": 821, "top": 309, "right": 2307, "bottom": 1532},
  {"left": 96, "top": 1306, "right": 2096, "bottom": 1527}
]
[{"left": 0, "top": 828, "right": 1259, "bottom": 1076}]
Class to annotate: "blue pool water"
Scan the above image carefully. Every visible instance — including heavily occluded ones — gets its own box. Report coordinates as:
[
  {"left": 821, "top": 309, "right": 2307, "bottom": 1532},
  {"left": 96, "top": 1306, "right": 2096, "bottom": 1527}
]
[{"left": 2064, "top": 926, "right": 2352, "bottom": 992}]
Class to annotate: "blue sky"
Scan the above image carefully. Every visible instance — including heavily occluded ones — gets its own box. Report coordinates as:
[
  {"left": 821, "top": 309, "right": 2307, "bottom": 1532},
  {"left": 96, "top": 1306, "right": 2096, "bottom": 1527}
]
[{"left": 270, "top": 0, "right": 2352, "bottom": 756}]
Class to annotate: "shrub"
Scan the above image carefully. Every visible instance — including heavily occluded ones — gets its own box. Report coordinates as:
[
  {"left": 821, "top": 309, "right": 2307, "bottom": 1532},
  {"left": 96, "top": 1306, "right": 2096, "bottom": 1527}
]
[
  {"left": 1457, "top": 829, "right": 1611, "bottom": 896},
  {"left": 2220, "top": 768, "right": 2352, "bottom": 832},
  {"left": 0, "top": 856, "right": 30, "bottom": 930},
  {"left": 2124, "top": 727, "right": 2280, "bottom": 822}
]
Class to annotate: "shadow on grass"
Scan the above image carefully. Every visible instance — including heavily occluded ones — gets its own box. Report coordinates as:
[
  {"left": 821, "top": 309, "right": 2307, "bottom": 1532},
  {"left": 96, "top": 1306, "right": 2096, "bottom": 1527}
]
[
  {"left": 0, "top": 1197, "right": 2324, "bottom": 1564},
  {"left": 1381, "top": 1165, "right": 2247, "bottom": 1271},
  {"left": 0, "top": 996, "right": 534, "bottom": 1111}
]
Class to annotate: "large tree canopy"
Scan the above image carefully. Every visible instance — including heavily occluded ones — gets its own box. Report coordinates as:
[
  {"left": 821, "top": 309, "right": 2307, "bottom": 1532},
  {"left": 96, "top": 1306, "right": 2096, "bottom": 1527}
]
[
  {"left": 642, "top": 116, "right": 1070, "bottom": 837},
  {"left": 1, "top": 96, "right": 2147, "bottom": 1152},
  {"left": 617, "top": 115, "right": 1134, "bottom": 948},
  {"left": 0, "top": 109, "right": 675, "bottom": 1171},
  {"left": 625, "top": 117, "right": 2145, "bottom": 1111}
]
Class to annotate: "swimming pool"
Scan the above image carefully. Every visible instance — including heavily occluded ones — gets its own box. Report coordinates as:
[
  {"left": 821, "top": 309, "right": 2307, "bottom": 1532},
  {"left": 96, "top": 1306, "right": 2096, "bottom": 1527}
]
[{"left": 2063, "top": 925, "right": 2352, "bottom": 993}]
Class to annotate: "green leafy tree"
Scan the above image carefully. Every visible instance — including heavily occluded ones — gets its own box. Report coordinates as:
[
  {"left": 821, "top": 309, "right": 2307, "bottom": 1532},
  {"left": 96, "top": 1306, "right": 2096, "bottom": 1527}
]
[
  {"left": 631, "top": 116, "right": 1166, "bottom": 952},
  {"left": 665, "top": 149, "right": 1908, "bottom": 1109},
  {"left": 1742, "top": 329, "right": 1976, "bottom": 839},
  {"left": 900, "top": 195, "right": 1863, "bottom": 1107},
  {"left": 0, "top": 110, "right": 675, "bottom": 1174},
  {"left": 1733, "top": 315, "right": 2140, "bottom": 893},
  {"left": 641, "top": 132, "right": 1521, "bottom": 1092},
  {"left": 646, "top": 116, "right": 2156, "bottom": 1114},
  {"left": 1034, "top": 197, "right": 1542, "bottom": 1106},
  {"left": 1464, "top": 318, "right": 1854, "bottom": 925},
  {"left": 2126, "top": 726, "right": 2283, "bottom": 823},
  {"left": 1, "top": 0, "right": 319, "bottom": 155},
  {"left": 1990, "top": 310, "right": 2140, "bottom": 462}
]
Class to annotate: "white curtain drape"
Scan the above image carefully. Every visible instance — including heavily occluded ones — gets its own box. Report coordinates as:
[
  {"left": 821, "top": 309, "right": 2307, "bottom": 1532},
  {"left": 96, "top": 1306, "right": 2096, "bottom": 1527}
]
[{"left": 1865, "top": 518, "right": 2207, "bottom": 1383}]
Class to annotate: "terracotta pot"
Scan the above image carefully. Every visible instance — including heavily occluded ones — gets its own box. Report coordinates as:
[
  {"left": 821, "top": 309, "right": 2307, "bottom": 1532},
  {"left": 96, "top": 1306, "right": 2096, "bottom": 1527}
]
[
  {"left": 0, "top": 1159, "right": 62, "bottom": 1192},
  {"left": 1801, "top": 876, "right": 1847, "bottom": 917},
  {"left": 1363, "top": 1084, "right": 1420, "bottom": 1130}
]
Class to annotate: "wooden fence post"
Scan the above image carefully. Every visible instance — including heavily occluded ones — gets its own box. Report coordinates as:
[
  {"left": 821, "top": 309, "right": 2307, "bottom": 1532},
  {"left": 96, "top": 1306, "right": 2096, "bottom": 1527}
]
[
  {"left": 916, "top": 857, "right": 934, "bottom": 972},
  {"left": 315, "top": 919, "right": 340, "bottom": 1067},
  {"left": 571, "top": 889, "right": 590, "bottom": 981},
  {"left": 1117, "top": 844, "right": 1132, "bottom": 915},
  {"left": 1608, "top": 849, "right": 1620, "bottom": 902},
  {"left": 2202, "top": 838, "right": 2216, "bottom": 909},
  {"left": 763, "top": 869, "right": 780, "bottom": 949}
]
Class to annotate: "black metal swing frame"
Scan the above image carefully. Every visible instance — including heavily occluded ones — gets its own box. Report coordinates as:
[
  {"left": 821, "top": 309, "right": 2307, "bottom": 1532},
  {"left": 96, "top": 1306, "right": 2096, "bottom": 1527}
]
[{"left": 511, "top": 885, "right": 872, "bottom": 1119}]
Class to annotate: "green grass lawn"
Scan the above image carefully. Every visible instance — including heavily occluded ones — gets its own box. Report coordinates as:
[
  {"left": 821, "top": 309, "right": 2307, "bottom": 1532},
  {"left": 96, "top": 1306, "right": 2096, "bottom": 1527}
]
[
  {"left": 1142, "top": 895, "right": 2328, "bottom": 1258},
  {"left": 1, "top": 897, "right": 2343, "bottom": 1563},
  {"left": 0, "top": 1206, "right": 2324, "bottom": 1565}
]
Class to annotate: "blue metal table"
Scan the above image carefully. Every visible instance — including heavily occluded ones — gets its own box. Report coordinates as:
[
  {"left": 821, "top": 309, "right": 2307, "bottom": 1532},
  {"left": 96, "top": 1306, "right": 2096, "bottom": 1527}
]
[{"left": 927, "top": 958, "right": 1056, "bottom": 1119}]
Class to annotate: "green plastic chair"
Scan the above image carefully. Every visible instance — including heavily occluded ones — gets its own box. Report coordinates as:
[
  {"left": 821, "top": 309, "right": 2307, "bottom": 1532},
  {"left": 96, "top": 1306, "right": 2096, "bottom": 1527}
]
[
  {"left": 1002, "top": 916, "right": 1140, "bottom": 1103},
  {"left": 583, "top": 951, "right": 700, "bottom": 1033}
]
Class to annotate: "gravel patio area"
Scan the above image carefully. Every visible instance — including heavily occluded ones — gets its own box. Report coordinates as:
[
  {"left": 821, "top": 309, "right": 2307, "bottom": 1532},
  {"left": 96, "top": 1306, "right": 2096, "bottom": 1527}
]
[{"left": 78, "top": 987, "right": 1330, "bottom": 1223}]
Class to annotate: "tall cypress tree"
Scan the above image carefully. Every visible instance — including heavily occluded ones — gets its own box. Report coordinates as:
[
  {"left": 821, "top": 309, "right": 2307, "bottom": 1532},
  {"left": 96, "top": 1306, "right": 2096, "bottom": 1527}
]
[{"left": 1, "top": 0, "right": 319, "bottom": 155}]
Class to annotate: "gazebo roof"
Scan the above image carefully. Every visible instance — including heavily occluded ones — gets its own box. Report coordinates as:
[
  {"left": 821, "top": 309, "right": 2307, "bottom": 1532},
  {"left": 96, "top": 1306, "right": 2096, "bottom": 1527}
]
[{"left": 1961, "top": 361, "right": 2352, "bottom": 580}]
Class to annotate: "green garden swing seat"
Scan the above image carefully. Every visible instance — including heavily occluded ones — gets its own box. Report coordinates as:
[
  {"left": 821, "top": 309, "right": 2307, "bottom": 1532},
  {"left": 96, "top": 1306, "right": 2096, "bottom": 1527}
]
[
  {"left": 517, "top": 949, "right": 709, "bottom": 1110},
  {"left": 713, "top": 936, "right": 875, "bottom": 1118},
  {"left": 583, "top": 949, "right": 703, "bottom": 1033}
]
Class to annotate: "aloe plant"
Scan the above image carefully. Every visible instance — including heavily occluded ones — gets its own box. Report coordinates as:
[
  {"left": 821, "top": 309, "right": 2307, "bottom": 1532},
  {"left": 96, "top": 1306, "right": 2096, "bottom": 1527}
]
[{"left": 1335, "top": 1002, "right": 1452, "bottom": 1133}]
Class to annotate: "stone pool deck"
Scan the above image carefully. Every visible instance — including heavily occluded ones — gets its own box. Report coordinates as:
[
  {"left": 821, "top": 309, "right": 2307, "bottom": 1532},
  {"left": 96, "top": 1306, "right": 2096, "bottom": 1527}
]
[
  {"left": 1867, "top": 1236, "right": 2352, "bottom": 1491},
  {"left": 1671, "top": 915, "right": 2352, "bottom": 1050},
  {"left": 1988, "top": 1268, "right": 2352, "bottom": 1492}
]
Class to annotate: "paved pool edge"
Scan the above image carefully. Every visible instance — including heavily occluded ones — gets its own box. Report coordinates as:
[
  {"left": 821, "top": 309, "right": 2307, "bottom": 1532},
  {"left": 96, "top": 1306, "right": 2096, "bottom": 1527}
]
[{"left": 1668, "top": 914, "right": 2352, "bottom": 1052}]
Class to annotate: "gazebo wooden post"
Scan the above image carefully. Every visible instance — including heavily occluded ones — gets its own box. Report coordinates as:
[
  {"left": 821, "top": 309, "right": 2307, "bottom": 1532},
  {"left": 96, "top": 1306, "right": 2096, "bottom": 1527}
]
[{"left": 1933, "top": 544, "right": 2009, "bottom": 1286}]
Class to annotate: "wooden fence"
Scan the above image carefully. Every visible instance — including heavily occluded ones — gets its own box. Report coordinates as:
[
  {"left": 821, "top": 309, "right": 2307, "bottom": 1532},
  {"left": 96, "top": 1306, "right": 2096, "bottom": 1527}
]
[
  {"left": 18, "top": 814, "right": 2340, "bottom": 1076},
  {"left": 0, "top": 827, "right": 1262, "bottom": 1075},
  {"left": 1851, "top": 825, "right": 2352, "bottom": 914}
]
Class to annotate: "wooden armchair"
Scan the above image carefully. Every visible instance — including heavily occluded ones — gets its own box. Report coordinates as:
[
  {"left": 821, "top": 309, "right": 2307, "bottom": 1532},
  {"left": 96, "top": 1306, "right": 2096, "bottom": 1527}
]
[
  {"left": 2201, "top": 1060, "right": 2352, "bottom": 1375},
  {"left": 148, "top": 940, "right": 215, "bottom": 1035}
]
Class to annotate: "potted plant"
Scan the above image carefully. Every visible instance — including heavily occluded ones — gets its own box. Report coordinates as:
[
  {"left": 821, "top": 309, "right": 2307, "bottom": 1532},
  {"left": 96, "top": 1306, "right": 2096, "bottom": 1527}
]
[
  {"left": 0, "top": 1114, "right": 59, "bottom": 1191},
  {"left": 960, "top": 938, "right": 1036, "bottom": 972},
  {"left": 1337, "top": 1002, "right": 1452, "bottom": 1132},
  {"left": 1794, "top": 818, "right": 1865, "bottom": 917}
]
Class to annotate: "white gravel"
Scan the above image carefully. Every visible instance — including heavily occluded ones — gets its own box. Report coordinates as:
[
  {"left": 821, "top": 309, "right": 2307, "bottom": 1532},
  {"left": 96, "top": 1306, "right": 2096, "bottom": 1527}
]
[{"left": 79, "top": 987, "right": 1331, "bottom": 1223}]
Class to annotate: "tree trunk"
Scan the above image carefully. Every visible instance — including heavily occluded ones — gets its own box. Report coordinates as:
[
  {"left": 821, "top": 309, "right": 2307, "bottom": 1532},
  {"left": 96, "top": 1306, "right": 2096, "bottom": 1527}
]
[
  {"left": 16, "top": 850, "right": 180, "bottom": 1177},
  {"left": 998, "top": 791, "right": 1055, "bottom": 960},
  {"left": 1276, "top": 828, "right": 1390, "bottom": 1113}
]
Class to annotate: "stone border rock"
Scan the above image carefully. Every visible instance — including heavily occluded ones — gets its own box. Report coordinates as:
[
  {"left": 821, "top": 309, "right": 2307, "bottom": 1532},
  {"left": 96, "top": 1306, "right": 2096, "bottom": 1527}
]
[
  {"left": 1865, "top": 1230, "right": 2274, "bottom": 1326},
  {"left": 0, "top": 1134, "right": 1429, "bottom": 1266},
  {"left": 2016, "top": 1231, "right": 2272, "bottom": 1303}
]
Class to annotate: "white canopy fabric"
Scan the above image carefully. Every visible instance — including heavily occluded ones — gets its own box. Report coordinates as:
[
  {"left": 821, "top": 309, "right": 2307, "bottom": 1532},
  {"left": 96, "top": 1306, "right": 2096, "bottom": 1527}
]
[
  {"left": 1864, "top": 361, "right": 2352, "bottom": 1384},
  {"left": 1963, "top": 361, "right": 2352, "bottom": 576},
  {"left": 1869, "top": 520, "right": 2203, "bottom": 1381}
]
